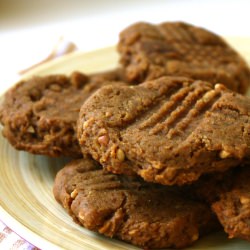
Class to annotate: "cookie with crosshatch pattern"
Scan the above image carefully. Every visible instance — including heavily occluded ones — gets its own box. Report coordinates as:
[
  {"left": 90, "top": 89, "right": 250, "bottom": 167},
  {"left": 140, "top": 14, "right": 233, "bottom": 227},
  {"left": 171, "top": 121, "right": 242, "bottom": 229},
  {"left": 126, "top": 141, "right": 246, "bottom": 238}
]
[
  {"left": 78, "top": 76, "right": 250, "bottom": 185},
  {"left": 118, "top": 21, "right": 250, "bottom": 93},
  {"left": 53, "top": 158, "right": 219, "bottom": 249}
]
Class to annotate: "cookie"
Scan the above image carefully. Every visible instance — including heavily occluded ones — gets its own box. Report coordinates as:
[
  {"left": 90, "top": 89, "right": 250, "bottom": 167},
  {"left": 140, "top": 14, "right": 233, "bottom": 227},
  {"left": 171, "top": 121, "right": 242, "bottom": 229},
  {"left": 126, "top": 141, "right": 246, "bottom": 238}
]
[
  {"left": 78, "top": 76, "right": 250, "bottom": 185},
  {"left": 0, "top": 69, "right": 125, "bottom": 157},
  {"left": 211, "top": 167, "right": 250, "bottom": 241},
  {"left": 53, "top": 158, "right": 218, "bottom": 249},
  {"left": 118, "top": 21, "right": 250, "bottom": 93}
]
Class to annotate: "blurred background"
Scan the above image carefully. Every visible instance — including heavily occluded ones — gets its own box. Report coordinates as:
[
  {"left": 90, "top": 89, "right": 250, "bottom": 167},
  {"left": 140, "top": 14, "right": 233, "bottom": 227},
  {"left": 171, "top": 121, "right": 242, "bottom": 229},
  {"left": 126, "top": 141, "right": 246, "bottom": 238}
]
[{"left": 0, "top": 0, "right": 250, "bottom": 89}]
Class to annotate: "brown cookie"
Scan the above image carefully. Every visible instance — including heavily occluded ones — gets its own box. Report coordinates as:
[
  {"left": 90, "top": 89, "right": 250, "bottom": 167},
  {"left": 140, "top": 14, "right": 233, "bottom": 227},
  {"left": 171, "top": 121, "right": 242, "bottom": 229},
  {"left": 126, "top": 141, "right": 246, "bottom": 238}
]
[
  {"left": 78, "top": 76, "right": 250, "bottom": 185},
  {"left": 0, "top": 69, "right": 126, "bottom": 157},
  {"left": 53, "top": 158, "right": 219, "bottom": 249},
  {"left": 118, "top": 21, "right": 250, "bottom": 93},
  {"left": 184, "top": 166, "right": 250, "bottom": 243},
  {"left": 211, "top": 166, "right": 250, "bottom": 241}
]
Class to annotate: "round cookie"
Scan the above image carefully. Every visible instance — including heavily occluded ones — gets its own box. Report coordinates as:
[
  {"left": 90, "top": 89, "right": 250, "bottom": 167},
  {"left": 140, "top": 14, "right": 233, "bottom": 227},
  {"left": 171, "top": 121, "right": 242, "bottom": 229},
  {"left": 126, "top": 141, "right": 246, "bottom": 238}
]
[
  {"left": 118, "top": 21, "right": 250, "bottom": 93},
  {"left": 53, "top": 158, "right": 218, "bottom": 249},
  {"left": 78, "top": 76, "right": 250, "bottom": 185},
  {"left": 0, "top": 69, "right": 125, "bottom": 157}
]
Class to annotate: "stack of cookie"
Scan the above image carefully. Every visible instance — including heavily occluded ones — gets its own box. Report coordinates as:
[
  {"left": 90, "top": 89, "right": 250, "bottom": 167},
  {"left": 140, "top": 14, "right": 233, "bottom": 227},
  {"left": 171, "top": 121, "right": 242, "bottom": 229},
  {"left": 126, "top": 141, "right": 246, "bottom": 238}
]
[{"left": 1, "top": 21, "right": 250, "bottom": 249}]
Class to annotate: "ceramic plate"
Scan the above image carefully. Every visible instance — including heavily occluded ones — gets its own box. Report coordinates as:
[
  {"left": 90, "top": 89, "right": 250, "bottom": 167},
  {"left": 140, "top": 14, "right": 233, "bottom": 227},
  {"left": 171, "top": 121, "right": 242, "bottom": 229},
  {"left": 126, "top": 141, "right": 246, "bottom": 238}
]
[{"left": 1, "top": 40, "right": 250, "bottom": 250}]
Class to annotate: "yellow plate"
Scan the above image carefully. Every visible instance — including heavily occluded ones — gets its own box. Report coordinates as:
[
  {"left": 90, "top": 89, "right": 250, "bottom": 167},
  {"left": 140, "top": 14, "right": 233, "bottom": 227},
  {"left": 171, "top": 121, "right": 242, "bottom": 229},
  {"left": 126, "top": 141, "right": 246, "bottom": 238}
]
[{"left": 1, "top": 40, "right": 250, "bottom": 250}]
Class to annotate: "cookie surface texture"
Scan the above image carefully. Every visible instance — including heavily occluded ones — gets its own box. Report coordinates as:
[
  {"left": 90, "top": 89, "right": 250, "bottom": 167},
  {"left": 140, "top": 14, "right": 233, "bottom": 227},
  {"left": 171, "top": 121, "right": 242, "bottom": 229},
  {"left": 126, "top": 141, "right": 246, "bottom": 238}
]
[
  {"left": 211, "top": 167, "right": 250, "bottom": 241},
  {"left": 78, "top": 76, "right": 250, "bottom": 185},
  {"left": 53, "top": 158, "right": 218, "bottom": 249},
  {"left": 118, "top": 21, "right": 250, "bottom": 93},
  {"left": 0, "top": 70, "right": 125, "bottom": 157}
]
